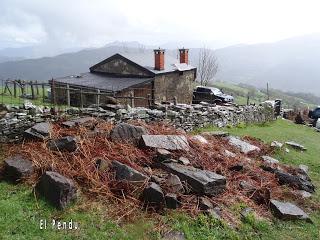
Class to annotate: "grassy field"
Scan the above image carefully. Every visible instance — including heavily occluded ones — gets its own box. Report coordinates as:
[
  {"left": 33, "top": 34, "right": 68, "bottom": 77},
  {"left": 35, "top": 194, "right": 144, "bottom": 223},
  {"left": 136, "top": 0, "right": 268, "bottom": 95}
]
[
  {"left": 0, "top": 119, "right": 320, "bottom": 239},
  {"left": 212, "top": 81, "right": 317, "bottom": 109},
  {"left": 0, "top": 86, "right": 52, "bottom": 106}
]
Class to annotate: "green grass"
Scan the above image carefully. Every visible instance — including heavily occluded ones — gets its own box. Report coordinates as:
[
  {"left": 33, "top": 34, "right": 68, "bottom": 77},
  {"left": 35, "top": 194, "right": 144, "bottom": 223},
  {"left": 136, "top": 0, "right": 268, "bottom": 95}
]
[
  {"left": 194, "top": 119, "right": 320, "bottom": 239},
  {"left": 0, "top": 86, "right": 53, "bottom": 106},
  {"left": 1, "top": 120, "right": 320, "bottom": 239},
  {"left": 0, "top": 181, "right": 160, "bottom": 240},
  {"left": 212, "top": 81, "right": 317, "bottom": 108}
]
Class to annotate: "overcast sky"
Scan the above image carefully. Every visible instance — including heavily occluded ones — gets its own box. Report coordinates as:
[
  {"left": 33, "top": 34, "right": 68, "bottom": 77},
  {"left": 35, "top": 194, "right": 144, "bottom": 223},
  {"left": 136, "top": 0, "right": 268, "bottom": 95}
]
[{"left": 1, "top": 0, "right": 320, "bottom": 50}]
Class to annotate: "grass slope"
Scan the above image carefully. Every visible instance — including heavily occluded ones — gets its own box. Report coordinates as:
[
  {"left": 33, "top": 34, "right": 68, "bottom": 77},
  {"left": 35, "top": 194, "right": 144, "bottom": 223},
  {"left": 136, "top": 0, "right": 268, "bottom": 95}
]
[
  {"left": 212, "top": 81, "right": 317, "bottom": 109},
  {"left": 195, "top": 119, "right": 320, "bottom": 239},
  {"left": 0, "top": 119, "right": 319, "bottom": 239}
]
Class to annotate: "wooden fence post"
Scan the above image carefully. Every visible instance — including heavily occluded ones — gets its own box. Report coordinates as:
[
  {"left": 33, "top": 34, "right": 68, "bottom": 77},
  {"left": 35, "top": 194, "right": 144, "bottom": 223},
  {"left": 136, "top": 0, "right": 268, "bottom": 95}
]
[
  {"left": 147, "top": 94, "right": 151, "bottom": 108},
  {"left": 66, "top": 84, "right": 71, "bottom": 107},
  {"left": 31, "top": 81, "right": 35, "bottom": 99},
  {"left": 36, "top": 80, "right": 39, "bottom": 95},
  {"left": 96, "top": 89, "right": 100, "bottom": 108},
  {"left": 13, "top": 81, "right": 17, "bottom": 98},
  {"left": 52, "top": 79, "right": 56, "bottom": 105},
  {"left": 80, "top": 88, "right": 84, "bottom": 108},
  {"left": 130, "top": 91, "right": 134, "bottom": 108},
  {"left": 42, "top": 83, "right": 45, "bottom": 103},
  {"left": 173, "top": 96, "right": 177, "bottom": 105}
]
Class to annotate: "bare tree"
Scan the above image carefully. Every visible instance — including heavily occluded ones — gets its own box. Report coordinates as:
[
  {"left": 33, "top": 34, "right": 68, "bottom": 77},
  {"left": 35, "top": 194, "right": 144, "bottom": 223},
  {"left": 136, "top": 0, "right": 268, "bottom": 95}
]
[{"left": 198, "top": 47, "right": 219, "bottom": 86}]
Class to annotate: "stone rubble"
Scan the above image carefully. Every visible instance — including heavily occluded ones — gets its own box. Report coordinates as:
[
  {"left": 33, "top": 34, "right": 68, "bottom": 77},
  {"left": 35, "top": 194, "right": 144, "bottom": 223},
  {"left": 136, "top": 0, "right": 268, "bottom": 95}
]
[
  {"left": 4, "top": 155, "right": 34, "bottom": 181},
  {"left": 227, "top": 136, "right": 261, "bottom": 154},
  {"left": 143, "top": 182, "right": 164, "bottom": 205},
  {"left": 62, "top": 117, "right": 94, "bottom": 128},
  {"left": 154, "top": 148, "right": 172, "bottom": 162},
  {"left": 270, "top": 199, "right": 311, "bottom": 222},
  {"left": 35, "top": 171, "right": 77, "bottom": 209},
  {"left": 285, "top": 141, "right": 307, "bottom": 151},
  {"left": 110, "top": 123, "right": 148, "bottom": 144},
  {"left": 162, "top": 162, "right": 226, "bottom": 196},
  {"left": 262, "top": 155, "right": 280, "bottom": 165},
  {"left": 165, "top": 193, "right": 180, "bottom": 209},
  {"left": 275, "top": 170, "right": 315, "bottom": 193},
  {"left": 47, "top": 136, "right": 78, "bottom": 152},
  {"left": 140, "top": 135, "right": 190, "bottom": 151},
  {"left": 271, "top": 141, "right": 283, "bottom": 148},
  {"left": 165, "top": 174, "right": 184, "bottom": 193},
  {"left": 111, "top": 160, "right": 147, "bottom": 182},
  {"left": 24, "top": 122, "right": 51, "bottom": 140}
]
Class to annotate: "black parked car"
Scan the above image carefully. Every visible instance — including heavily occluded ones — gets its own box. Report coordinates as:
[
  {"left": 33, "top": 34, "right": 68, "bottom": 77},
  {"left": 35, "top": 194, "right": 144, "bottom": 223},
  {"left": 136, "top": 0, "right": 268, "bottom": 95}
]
[
  {"left": 309, "top": 107, "right": 320, "bottom": 126},
  {"left": 192, "top": 86, "right": 234, "bottom": 104}
]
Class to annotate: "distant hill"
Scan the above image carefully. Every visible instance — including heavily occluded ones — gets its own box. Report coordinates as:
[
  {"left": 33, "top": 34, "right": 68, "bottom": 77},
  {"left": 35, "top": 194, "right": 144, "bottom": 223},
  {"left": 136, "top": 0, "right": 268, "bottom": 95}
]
[
  {"left": 0, "top": 34, "right": 320, "bottom": 96},
  {"left": 214, "top": 34, "right": 320, "bottom": 96},
  {"left": 0, "top": 46, "right": 128, "bottom": 80}
]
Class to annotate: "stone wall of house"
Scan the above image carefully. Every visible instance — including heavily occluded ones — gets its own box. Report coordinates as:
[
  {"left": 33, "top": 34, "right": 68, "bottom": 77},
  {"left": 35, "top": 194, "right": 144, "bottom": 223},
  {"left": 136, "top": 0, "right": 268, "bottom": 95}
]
[
  {"left": 0, "top": 102, "right": 274, "bottom": 143},
  {"left": 91, "top": 58, "right": 152, "bottom": 77},
  {"left": 154, "top": 69, "right": 196, "bottom": 104}
]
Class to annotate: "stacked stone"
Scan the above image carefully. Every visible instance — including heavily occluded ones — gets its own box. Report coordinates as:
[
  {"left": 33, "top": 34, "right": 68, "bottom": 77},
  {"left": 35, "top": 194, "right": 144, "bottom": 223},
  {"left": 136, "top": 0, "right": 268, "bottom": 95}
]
[{"left": 0, "top": 102, "right": 274, "bottom": 143}]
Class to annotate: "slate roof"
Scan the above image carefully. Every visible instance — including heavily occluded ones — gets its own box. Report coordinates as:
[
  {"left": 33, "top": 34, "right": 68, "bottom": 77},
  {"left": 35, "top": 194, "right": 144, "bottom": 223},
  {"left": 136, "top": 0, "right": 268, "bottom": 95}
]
[
  {"left": 53, "top": 50, "right": 196, "bottom": 91},
  {"left": 53, "top": 72, "right": 153, "bottom": 91},
  {"left": 119, "top": 52, "right": 196, "bottom": 74}
]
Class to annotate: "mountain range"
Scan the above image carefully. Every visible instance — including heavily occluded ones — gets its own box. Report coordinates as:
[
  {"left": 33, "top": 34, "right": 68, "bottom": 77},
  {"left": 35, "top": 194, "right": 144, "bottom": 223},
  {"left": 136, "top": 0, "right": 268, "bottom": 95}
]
[{"left": 0, "top": 34, "right": 319, "bottom": 96}]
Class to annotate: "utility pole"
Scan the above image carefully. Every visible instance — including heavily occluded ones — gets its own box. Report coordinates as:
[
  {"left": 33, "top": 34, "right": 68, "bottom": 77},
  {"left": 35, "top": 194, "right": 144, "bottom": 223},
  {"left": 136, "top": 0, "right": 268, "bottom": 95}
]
[{"left": 267, "top": 82, "right": 270, "bottom": 100}]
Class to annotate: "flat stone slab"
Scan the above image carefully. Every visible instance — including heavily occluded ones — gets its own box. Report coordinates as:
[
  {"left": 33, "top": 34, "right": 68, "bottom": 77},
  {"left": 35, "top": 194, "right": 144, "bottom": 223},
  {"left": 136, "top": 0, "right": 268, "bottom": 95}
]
[
  {"left": 298, "top": 164, "right": 309, "bottom": 174},
  {"left": 162, "top": 162, "right": 226, "bottom": 196},
  {"left": 140, "top": 135, "right": 189, "bottom": 151},
  {"left": 202, "top": 131, "right": 229, "bottom": 137},
  {"left": 110, "top": 123, "right": 148, "bottom": 144},
  {"left": 154, "top": 148, "right": 172, "bottom": 162},
  {"left": 262, "top": 156, "right": 280, "bottom": 164},
  {"left": 47, "top": 136, "right": 78, "bottom": 152},
  {"left": 163, "top": 231, "right": 185, "bottom": 240},
  {"left": 271, "top": 141, "right": 283, "bottom": 148},
  {"left": 285, "top": 141, "right": 307, "bottom": 151},
  {"left": 228, "top": 136, "right": 260, "bottom": 154},
  {"left": 111, "top": 160, "right": 147, "bottom": 182},
  {"left": 62, "top": 117, "right": 94, "bottom": 128},
  {"left": 270, "top": 199, "right": 311, "bottom": 222},
  {"left": 166, "top": 174, "right": 184, "bottom": 193},
  {"left": 24, "top": 122, "right": 51, "bottom": 140},
  {"left": 275, "top": 170, "right": 315, "bottom": 193},
  {"left": 4, "top": 155, "right": 34, "bottom": 181},
  {"left": 224, "top": 150, "right": 236, "bottom": 158},
  {"left": 165, "top": 193, "right": 180, "bottom": 209},
  {"left": 190, "top": 135, "right": 208, "bottom": 144},
  {"left": 36, "top": 171, "right": 77, "bottom": 209},
  {"left": 143, "top": 182, "right": 164, "bottom": 205}
]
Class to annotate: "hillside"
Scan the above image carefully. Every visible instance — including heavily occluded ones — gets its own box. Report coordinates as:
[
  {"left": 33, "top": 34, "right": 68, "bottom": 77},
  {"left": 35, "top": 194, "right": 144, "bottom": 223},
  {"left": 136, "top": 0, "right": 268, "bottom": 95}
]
[
  {"left": 214, "top": 34, "right": 320, "bottom": 95},
  {"left": 212, "top": 81, "right": 319, "bottom": 109},
  {"left": 0, "top": 34, "right": 320, "bottom": 96}
]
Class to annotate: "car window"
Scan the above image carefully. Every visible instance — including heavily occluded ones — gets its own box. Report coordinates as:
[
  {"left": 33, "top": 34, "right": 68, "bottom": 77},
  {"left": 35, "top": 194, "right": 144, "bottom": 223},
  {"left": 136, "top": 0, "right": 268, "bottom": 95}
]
[
  {"left": 212, "top": 89, "right": 222, "bottom": 95},
  {"left": 314, "top": 108, "right": 320, "bottom": 116},
  {"left": 197, "top": 87, "right": 210, "bottom": 93}
]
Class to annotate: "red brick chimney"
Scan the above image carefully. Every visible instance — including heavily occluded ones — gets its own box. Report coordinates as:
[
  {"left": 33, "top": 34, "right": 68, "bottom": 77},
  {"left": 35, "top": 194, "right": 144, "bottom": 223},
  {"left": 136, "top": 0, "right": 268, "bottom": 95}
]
[
  {"left": 179, "top": 48, "right": 189, "bottom": 64},
  {"left": 154, "top": 48, "right": 165, "bottom": 70}
]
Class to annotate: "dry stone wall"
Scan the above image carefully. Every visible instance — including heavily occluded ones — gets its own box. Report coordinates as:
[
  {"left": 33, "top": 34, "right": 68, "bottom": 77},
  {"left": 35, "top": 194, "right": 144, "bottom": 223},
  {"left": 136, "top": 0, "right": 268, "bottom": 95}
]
[{"left": 0, "top": 102, "right": 274, "bottom": 143}]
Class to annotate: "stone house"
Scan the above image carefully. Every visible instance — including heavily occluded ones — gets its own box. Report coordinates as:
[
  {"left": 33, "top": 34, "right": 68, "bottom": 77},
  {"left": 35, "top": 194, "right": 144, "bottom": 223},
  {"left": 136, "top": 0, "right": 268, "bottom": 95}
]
[{"left": 51, "top": 48, "right": 197, "bottom": 107}]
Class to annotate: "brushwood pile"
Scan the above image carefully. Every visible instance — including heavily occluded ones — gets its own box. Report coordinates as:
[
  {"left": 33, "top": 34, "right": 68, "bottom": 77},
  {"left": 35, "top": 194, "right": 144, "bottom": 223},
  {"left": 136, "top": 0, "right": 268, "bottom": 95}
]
[{"left": 0, "top": 113, "right": 317, "bottom": 225}]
